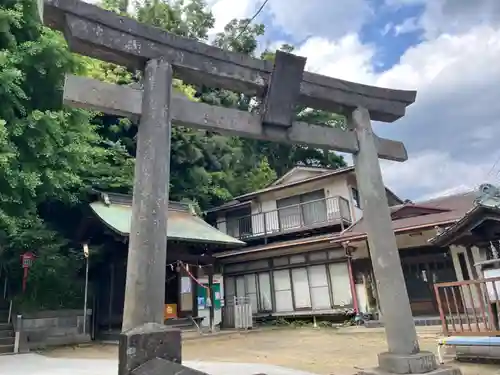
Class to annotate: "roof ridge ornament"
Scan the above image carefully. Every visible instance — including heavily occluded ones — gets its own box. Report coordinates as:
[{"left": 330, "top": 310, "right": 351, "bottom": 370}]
[{"left": 474, "top": 183, "right": 500, "bottom": 208}]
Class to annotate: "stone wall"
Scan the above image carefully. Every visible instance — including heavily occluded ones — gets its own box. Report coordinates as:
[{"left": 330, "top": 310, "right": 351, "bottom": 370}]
[{"left": 15, "top": 309, "right": 92, "bottom": 350}]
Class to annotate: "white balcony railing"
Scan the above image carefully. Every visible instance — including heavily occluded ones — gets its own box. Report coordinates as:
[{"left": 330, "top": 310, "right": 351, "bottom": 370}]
[{"left": 221, "top": 196, "right": 351, "bottom": 240}]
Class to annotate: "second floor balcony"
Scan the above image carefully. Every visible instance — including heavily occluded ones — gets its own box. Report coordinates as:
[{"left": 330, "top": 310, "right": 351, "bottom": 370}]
[{"left": 217, "top": 196, "right": 352, "bottom": 241}]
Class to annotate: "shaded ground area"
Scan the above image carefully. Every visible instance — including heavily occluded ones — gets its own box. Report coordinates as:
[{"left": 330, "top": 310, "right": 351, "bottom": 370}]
[{"left": 43, "top": 327, "right": 499, "bottom": 375}]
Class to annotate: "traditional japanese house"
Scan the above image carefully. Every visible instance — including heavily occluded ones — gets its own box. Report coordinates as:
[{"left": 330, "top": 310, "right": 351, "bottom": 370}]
[
  {"left": 79, "top": 191, "right": 244, "bottom": 338},
  {"left": 206, "top": 166, "right": 402, "bottom": 322},
  {"left": 207, "top": 166, "right": 479, "bottom": 324},
  {"left": 330, "top": 192, "right": 476, "bottom": 319},
  {"left": 429, "top": 188, "right": 500, "bottom": 318}
]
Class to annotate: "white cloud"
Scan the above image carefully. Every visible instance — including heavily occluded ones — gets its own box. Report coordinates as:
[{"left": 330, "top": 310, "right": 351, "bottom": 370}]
[
  {"left": 207, "top": 0, "right": 254, "bottom": 35},
  {"left": 381, "top": 151, "right": 500, "bottom": 201},
  {"left": 295, "top": 35, "right": 376, "bottom": 84},
  {"left": 265, "top": 0, "right": 372, "bottom": 40},
  {"left": 380, "top": 18, "right": 420, "bottom": 37},
  {"left": 209, "top": 0, "right": 373, "bottom": 41},
  {"left": 386, "top": 0, "right": 500, "bottom": 38},
  {"left": 421, "top": 0, "right": 500, "bottom": 38},
  {"left": 394, "top": 17, "right": 420, "bottom": 36},
  {"left": 381, "top": 23, "right": 393, "bottom": 36},
  {"left": 296, "top": 25, "right": 500, "bottom": 200}
]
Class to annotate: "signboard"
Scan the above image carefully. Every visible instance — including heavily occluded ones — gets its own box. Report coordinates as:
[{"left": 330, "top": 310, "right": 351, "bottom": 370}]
[
  {"left": 164, "top": 304, "right": 177, "bottom": 320},
  {"left": 181, "top": 277, "right": 192, "bottom": 294},
  {"left": 197, "top": 283, "right": 221, "bottom": 310},
  {"left": 21, "top": 251, "right": 35, "bottom": 293},
  {"left": 21, "top": 252, "right": 34, "bottom": 268}
]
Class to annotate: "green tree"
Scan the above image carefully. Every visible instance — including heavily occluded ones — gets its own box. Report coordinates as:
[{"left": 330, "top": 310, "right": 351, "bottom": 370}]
[
  {"left": 101, "top": 0, "right": 129, "bottom": 14},
  {"left": 0, "top": 0, "right": 134, "bottom": 309},
  {"left": 213, "top": 19, "right": 265, "bottom": 55},
  {"left": 136, "top": 0, "right": 214, "bottom": 40},
  {"left": 93, "top": 0, "right": 277, "bottom": 209}
]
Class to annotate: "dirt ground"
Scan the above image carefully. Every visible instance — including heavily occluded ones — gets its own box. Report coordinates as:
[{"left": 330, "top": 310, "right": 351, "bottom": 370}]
[{"left": 43, "top": 327, "right": 500, "bottom": 375}]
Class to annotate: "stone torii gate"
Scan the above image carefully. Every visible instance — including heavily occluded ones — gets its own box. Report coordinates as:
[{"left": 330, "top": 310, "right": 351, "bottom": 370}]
[{"left": 38, "top": 1, "right": 460, "bottom": 375}]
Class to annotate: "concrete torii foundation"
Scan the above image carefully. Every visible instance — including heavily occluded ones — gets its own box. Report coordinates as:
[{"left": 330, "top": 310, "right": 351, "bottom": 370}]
[{"left": 37, "top": 1, "right": 462, "bottom": 374}]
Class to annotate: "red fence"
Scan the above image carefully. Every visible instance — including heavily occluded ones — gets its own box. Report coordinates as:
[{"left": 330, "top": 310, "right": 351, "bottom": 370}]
[{"left": 434, "top": 277, "right": 500, "bottom": 336}]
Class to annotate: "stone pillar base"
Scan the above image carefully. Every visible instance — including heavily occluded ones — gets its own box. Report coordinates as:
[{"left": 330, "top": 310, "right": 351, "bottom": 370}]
[
  {"left": 118, "top": 323, "right": 182, "bottom": 375},
  {"left": 378, "top": 351, "right": 437, "bottom": 374},
  {"left": 358, "top": 352, "right": 462, "bottom": 375},
  {"left": 132, "top": 358, "right": 208, "bottom": 375}
]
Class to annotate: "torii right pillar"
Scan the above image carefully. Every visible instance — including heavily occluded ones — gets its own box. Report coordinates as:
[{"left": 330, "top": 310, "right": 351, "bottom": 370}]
[{"left": 350, "top": 107, "right": 461, "bottom": 375}]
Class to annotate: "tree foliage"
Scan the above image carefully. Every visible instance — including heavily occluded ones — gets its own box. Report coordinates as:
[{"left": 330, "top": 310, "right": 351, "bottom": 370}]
[{"left": 0, "top": 0, "right": 133, "bottom": 309}]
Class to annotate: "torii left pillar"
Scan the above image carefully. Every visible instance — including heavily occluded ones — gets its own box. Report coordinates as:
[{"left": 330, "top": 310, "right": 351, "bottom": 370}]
[{"left": 118, "top": 58, "right": 183, "bottom": 375}]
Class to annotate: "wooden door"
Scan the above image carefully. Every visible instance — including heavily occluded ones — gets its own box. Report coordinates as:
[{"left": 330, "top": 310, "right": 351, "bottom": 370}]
[
  {"left": 402, "top": 253, "right": 463, "bottom": 316},
  {"left": 402, "top": 262, "right": 436, "bottom": 315}
]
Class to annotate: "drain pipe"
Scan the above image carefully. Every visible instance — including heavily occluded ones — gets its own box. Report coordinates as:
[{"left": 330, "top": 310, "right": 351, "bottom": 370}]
[
  {"left": 14, "top": 314, "right": 22, "bottom": 354},
  {"left": 7, "top": 300, "right": 12, "bottom": 324},
  {"left": 342, "top": 242, "right": 360, "bottom": 319}
]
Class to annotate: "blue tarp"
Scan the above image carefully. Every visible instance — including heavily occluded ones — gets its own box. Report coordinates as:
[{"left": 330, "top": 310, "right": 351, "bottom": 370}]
[{"left": 439, "top": 336, "right": 500, "bottom": 346}]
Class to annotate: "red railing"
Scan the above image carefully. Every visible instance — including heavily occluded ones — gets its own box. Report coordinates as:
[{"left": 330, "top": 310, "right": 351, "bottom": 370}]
[{"left": 434, "top": 277, "right": 500, "bottom": 336}]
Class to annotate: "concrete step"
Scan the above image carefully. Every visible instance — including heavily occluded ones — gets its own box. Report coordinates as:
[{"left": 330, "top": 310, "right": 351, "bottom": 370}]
[
  {"left": 164, "top": 318, "right": 196, "bottom": 329},
  {"left": 0, "top": 336, "right": 14, "bottom": 346},
  {"left": 0, "top": 344, "right": 13, "bottom": 354},
  {"left": 0, "top": 329, "right": 13, "bottom": 338},
  {"left": 0, "top": 323, "right": 12, "bottom": 331},
  {"left": 98, "top": 320, "right": 197, "bottom": 342}
]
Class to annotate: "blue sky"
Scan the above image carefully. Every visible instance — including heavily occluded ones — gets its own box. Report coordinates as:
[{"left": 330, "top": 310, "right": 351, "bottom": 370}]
[
  {"left": 207, "top": 0, "right": 500, "bottom": 201},
  {"left": 359, "top": 1, "right": 424, "bottom": 72},
  {"left": 87, "top": 0, "right": 500, "bottom": 202}
]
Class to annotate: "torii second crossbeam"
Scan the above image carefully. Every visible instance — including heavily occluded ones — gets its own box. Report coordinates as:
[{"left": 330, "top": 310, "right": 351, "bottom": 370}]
[{"left": 64, "top": 75, "right": 408, "bottom": 162}]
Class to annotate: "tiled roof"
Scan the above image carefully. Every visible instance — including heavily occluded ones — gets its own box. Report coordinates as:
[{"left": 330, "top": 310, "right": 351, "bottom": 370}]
[
  {"left": 214, "top": 233, "right": 334, "bottom": 258},
  {"left": 233, "top": 166, "right": 356, "bottom": 201},
  {"left": 430, "top": 201, "right": 500, "bottom": 246},
  {"left": 331, "top": 191, "right": 477, "bottom": 242},
  {"left": 89, "top": 193, "right": 245, "bottom": 247}
]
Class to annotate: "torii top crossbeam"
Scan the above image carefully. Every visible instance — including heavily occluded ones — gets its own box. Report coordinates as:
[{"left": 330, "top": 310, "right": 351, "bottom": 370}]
[
  {"left": 37, "top": 0, "right": 416, "bottom": 163},
  {"left": 39, "top": 0, "right": 415, "bottom": 124}
]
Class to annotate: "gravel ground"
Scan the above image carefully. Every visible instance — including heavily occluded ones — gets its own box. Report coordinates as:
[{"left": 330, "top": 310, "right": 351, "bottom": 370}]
[{"left": 42, "top": 326, "right": 500, "bottom": 375}]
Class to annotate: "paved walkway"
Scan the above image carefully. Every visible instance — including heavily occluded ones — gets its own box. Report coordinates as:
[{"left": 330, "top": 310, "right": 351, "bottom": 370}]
[{"left": 1, "top": 353, "right": 319, "bottom": 375}]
